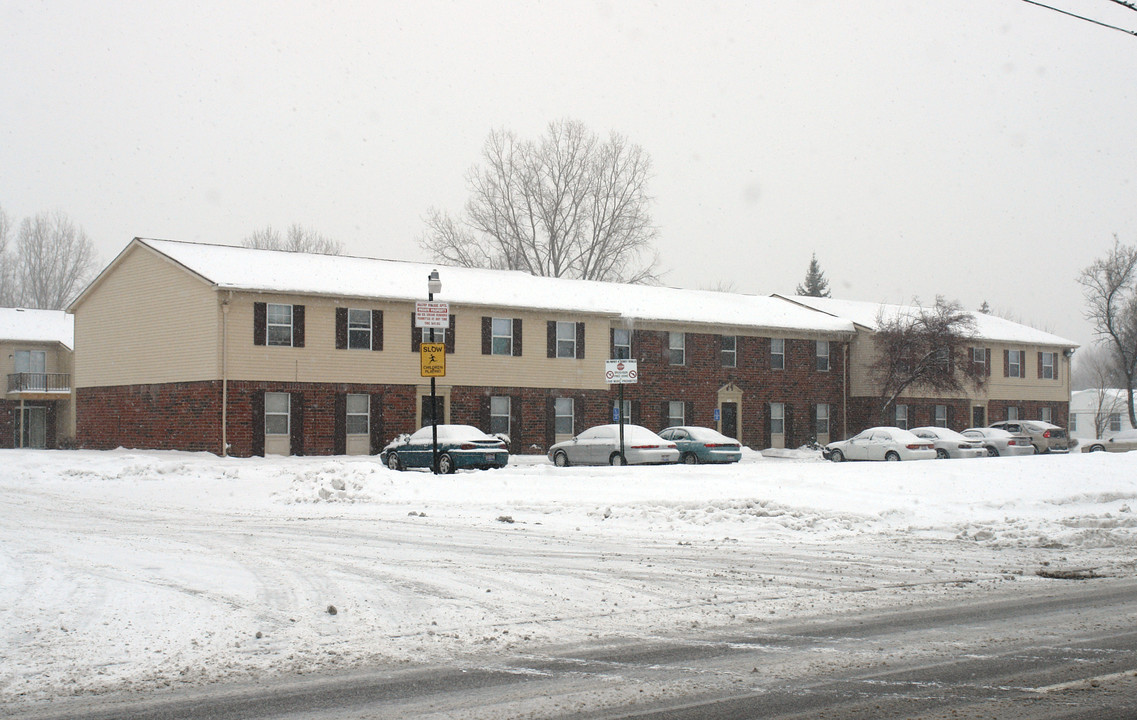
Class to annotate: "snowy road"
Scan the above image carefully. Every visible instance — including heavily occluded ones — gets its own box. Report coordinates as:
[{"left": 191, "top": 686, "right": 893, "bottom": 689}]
[{"left": 2, "top": 448, "right": 1136, "bottom": 715}]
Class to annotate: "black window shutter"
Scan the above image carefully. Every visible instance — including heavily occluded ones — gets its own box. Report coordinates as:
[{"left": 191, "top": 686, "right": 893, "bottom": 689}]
[
  {"left": 661, "top": 331, "right": 670, "bottom": 363},
  {"left": 369, "top": 394, "right": 384, "bottom": 454},
  {"left": 763, "top": 403, "right": 772, "bottom": 450},
  {"left": 513, "top": 318, "right": 523, "bottom": 356},
  {"left": 371, "top": 310, "right": 383, "bottom": 351},
  {"left": 986, "top": 348, "right": 992, "bottom": 376},
  {"left": 411, "top": 312, "right": 421, "bottom": 351},
  {"left": 479, "top": 394, "right": 490, "bottom": 430},
  {"left": 1037, "top": 352, "right": 1044, "bottom": 379},
  {"left": 1004, "top": 349, "right": 1010, "bottom": 377},
  {"left": 251, "top": 391, "right": 265, "bottom": 457},
  {"left": 445, "top": 315, "right": 456, "bottom": 354},
  {"left": 545, "top": 396, "right": 556, "bottom": 449},
  {"left": 660, "top": 400, "right": 670, "bottom": 427},
  {"left": 290, "top": 392, "right": 304, "bottom": 456},
  {"left": 46, "top": 404, "right": 57, "bottom": 448},
  {"left": 686, "top": 401, "right": 695, "bottom": 428},
  {"left": 610, "top": 328, "right": 616, "bottom": 358},
  {"left": 784, "top": 404, "right": 794, "bottom": 448},
  {"left": 810, "top": 404, "right": 818, "bottom": 441},
  {"left": 510, "top": 395, "right": 522, "bottom": 446},
  {"left": 335, "top": 308, "right": 348, "bottom": 350},
  {"left": 253, "top": 302, "right": 267, "bottom": 346},
  {"left": 547, "top": 321, "right": 556, "bottom": 358},
  {"left": 576, "top": 322, "right": 585, "bottom": 359},
  {"left": 334, "top": 393, "right": 347, "bottom": 455},
  {"left": 293, "top": 305, "right": 305, "bottom": 348},
  {"left": 481, "top": 316, "right": 492, "bottom": 355},
  {"left": 631, "top": 400, "right": 640, "bottom": 427}
]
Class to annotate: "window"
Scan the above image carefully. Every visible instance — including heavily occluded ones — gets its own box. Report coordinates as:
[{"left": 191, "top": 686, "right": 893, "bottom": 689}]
[
  {"left": 613, "top": 328, "right": 631, "bottom": 360},
  {"left": 816, "top": 403, "right": 829, "bottom": 436},
  {"left": 667, "top": 400, "right": 685, "bottom": 427},
  {"left": 265, "top": 392, "right": 290, "bottom": 435},
  {"left": 1040, "top": 406, "right": 1052, "bottom": 423},
  {"left": 557, "top": 321, "right": 577, "bottom": 359},
  {"left": 1007, "top": 406, "right": 1020, "bottom": 421},
  {"left": 613, "top": 399, "right": 632, "bottom": 423},
  {"left": 895, "top": 404, "right": 908, "bottom": 430},
  {"left": 1070, "top": 413, "right": 1078, "bottom": 432},
  {"left": 490, "top": 396, "right": 511, "bottom": 436},
  {"left": 770, "top": 338, "right": 784, "bottom": 370},
  {"left": 346, "top": 394, "right": 369, "bottom": 435},
  {"left": 267, "top": 304, "right": 293, "bottom": 346},
  {"left": 1008, "top": 350, "right": 1022, "bottom": 378},
  {"left": 816, "top": 340, "right": 830, "bottom": 372},
  {"left": 1041, "top": 352, "right": 1056, "bottom": 379},
  {"left": 721, "top": 335, "right": 736, "bottom": 367},
  {"left": 770, "top": 402, "right": 785, "bottom": 435},
  {"left": 491, "top": 317, "right": 514, "bottom": 356},
  {"left": 934, "top": 347, "right": 949, "bottom": 369},
  {"left": 555, "top": 397, "right": 574, "bottom": 436},
  {"left": 14, "top": 350, "right": 46, "bottom": 374},
  {"left": 669, "top": 332, "right": 685, "bottom": 365},
  {"left": 1110, "top": 413, "right": 1122, "bottom": 432},
  {"left": 347, "top": 309, "right": 372, "bottom": 350},
  {"left": 973, "top": 347, "right": 988, "bottom": 373},
  {"left": 935, "top": 405, "right": 947, "bottom": 428}
]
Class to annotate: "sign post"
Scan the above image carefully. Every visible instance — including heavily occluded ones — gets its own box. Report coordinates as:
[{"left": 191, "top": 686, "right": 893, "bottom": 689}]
[
  {"left": 417, "top": 285, "right": 447, "bottom": 473},
  {"left": 604, "top": 359, "right": 639, "bottom": 464}
]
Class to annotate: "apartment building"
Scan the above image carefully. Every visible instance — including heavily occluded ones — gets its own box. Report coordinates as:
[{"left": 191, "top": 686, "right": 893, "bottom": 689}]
[{"left": 1, "top": 307, "right": 74, "bottom": 448}]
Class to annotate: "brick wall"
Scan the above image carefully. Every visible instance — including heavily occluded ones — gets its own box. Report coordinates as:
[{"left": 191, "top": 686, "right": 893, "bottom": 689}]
[
  {"left": 78, "top": 382, "right": 223, "bottom": 452},
  {"left": 0, "top": 400, "right": 14, "bottom": 448}
]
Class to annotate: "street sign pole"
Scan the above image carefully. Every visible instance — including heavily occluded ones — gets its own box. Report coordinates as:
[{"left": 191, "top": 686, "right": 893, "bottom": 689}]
[
  {"left": 605, "top": 359, "right": 638, "bottom": 465},
  {"left": 619, "top": 381, "right": 625, "bottom": 463}
]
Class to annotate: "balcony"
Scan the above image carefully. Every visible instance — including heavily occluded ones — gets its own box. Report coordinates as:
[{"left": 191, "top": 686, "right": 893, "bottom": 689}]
[{"left": 7, "top": 373, "right": 71, "bottom": 397}]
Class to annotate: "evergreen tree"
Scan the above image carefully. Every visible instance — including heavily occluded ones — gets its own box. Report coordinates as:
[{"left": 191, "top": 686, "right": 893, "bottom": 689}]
[
  {"left": 978, "top": 300, "right": 991, "bottom": 314},
  {"left": 795, "top": 254, "right": 831, "bottom": 297}
]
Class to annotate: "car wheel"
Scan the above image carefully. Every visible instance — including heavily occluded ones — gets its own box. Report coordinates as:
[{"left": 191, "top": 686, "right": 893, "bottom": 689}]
[
  {"left": 1089, "top": 444, "right": 1106, "bottom": 452},
  {"left": 1031, "top": 444, "right": 1041, "bottom": 455},
  {"left": 609, "top": 452, "right": 626, "bottom": 466},
  {"left": 438, "top": 453, "right": 455, "bottom": 474},
  {"left": 935, "top": 448, "right": 949, "bottom": 460},
  {"left": 885, "top": 451, "right": 900, "bottom": 462},
  {"left": 682, "top": 453, "right": 698, "bottom": 465},
  {"left": 986, "top": 445, "right": 999, "bottom": 457},
  {"left": 829, "top": 449, "right": 844, "bottom": 463},
  {"left": 553, "top": 451, "right": 570, "bottom": 467},
  {"left": 386, "top": 453, "right": 401, "bottom": 471}
]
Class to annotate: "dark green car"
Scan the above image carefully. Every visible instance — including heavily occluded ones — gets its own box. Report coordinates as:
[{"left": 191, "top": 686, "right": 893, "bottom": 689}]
[
  {"left": 381, "top": 425, "right": 509, "bottom": 473},
  {"left": 657, "top": 426, "right": 742, "bottom": 464}
]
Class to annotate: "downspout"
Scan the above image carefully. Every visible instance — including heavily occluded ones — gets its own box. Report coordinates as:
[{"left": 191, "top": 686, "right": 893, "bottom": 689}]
[
  {"left": 221, "top": 292, "right": 231, "bottom": 456},
  {"left": 843, "top": 341, "right": 849, "bottom": 438}
]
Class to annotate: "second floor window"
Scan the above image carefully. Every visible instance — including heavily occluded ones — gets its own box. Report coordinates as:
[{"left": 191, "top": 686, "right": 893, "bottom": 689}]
[
  {"left": 721, "top": 335, "right": 736, "bottom": 367},
  {"left": 348, "top": 309, "right": 372, "bottom": 349},
  {"left": 973, "top": 347, "right": 988, "bottom": 374},
  {"left": 557, "top": 321, "right": 577, "bottom": 358},
  {"left": 492, "top": 317, "right": 514, "bottom": 355},
  {"left": 1041, "top": 352, "right": 1056, "bottom": 379},
  {"left": 1007, "top": 350, "right": 1022, "bottom": 378},
  {"left": 14, "top": 349, "right": 46, "bottom": 374},
  {"left": 267, "top": 304, "right": 293, "bottom": 346},
  {"left": 816, "top": 340, "right": 830, "bottom": 372},
  {"left": 669, "top": 332, "right": 685, "bottom": 365},
  {"left": 771, "top": 338, "right": 785, "bottom": 370},
  {"left": 612, "top": 328, "right": 631, "bottom": 359}
]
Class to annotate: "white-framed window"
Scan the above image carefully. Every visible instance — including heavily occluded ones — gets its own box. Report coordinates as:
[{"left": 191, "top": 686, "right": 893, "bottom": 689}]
[
  {"left": 492, "top": 317, "right": 514, "bottom": 356},
  {"left": 347, "top": 309, "right": 371, "bottom": 350},
  {"left": 668, "top": 400, "right": 685, "bottom": 427},
  {"left": 973, "top": 347, "right": 987, "bottom": 373},
  {"left": 669, "top": 332, "right": 685, "bottom": 365},
  {"left": 1070, "top": 413, "right": 1078, "bottom": 432},
  {"left": 816, "top": 403, "right": 829, "bottom": 436},
  {"left": 1008, "top": 350, "right": 1022, "bottom": 378},
  {"left": 612, "top": 399, "right": 632, "bottom": 423},
  {"left": 346, "top": 394, "right": 369, "bottom": 435},
  {"left": 1041, "top": 352, "right": 1056, "bottom": 379},
  {"left": 265, "top": 392, "right": 290, "bottom": 435},
  {"left": 14, "top": 349, "right": 47, "bottom": 374},
  {"left": 267, "top": 304, "right": 294, "bottom": 346},
  {"left": 935, "top": 347, "right": 949, "bottom": 369},
  {"left": 556, "top": 321, "right": 577, "bottom": 359},
  {"left": 771, "top": 338, "right": 785, "bottom": 370},
  {"left": 816, "top": 340, "right": 830, "bottom": 372},
  {"left": 1110, "top": 413, "right": 1122, "bottom": 432},
  {"left": 490, "top": 396, "right": 511, "bottom": 436},
  {"left": 935, "top": 405, "right": 947, "bottom": 428},
  {"left": 770, "top": 402, "right": 785, "bottom": 435},
  {"left": 1040, "top": 406, "right": 1052, "bottom": 423},
  {"left": 555, "top": 397, "right": 574, "bottom": 436},
  {"left": 721, "top": 335, "right": 736, "bottom": 367},
  {"left": 1007, "top": 406, "right": 1020, "bottom": 421},
  {"left": 895, "top": 404, "right": 908, "bottom": 430},
  {"left": 613, "top": 328, "right": 631, "bottom": 359}
]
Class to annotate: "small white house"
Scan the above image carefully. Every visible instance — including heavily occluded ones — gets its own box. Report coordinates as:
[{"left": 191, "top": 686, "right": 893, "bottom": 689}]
[{"left": 1069, "top": 389, "right": 1136, "bottom": 441}]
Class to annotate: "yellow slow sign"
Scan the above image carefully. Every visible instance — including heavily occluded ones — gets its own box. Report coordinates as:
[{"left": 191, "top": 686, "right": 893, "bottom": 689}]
[{"left": 420, "top": 342, "right": 446, "bottom": 377}]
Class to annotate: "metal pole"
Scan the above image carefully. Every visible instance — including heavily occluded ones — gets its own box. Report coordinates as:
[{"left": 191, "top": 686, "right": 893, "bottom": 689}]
[
  {"left": 618, "top": 381, "right": 625, "bottom": 463},
  {"left": 430, "top": 288, "right": 439, "bottom": 475}
]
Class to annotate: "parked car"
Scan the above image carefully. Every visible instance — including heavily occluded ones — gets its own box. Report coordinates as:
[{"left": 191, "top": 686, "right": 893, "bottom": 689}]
[
  {"left": 1081, "top": 428, "right": 1137, "bottom": 453},
  {"left": 959, "top": 427, "right": 1035, "bottom": 457},
  {"left": 910, "top": 426, "right": 988, "bottom": 459},
  {"left": 988, "top": 421, "right": 1070, "bottom": 454},
  {"left": 657, "top": 426, "right": 742, "bottom": 464},
  {"left": 548, "top": 424, "right": 679, "bottom": 466},
  {"left": 824, "top": 427, "right": 936, "bottom": 462},
  {"left": 381, "top": 425, "right": 508, "bottom": 473}
]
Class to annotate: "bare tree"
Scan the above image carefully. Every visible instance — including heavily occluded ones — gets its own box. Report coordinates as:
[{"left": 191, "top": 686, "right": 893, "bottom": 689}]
[
  {"left": 1074, "top": 344, "right": 1127, "bottom": 437},
  {"left": 1078, "top": 237, "right": 1137, "bottom": 427},
  {"left": 14, "top": 211, "right": 98, "bottom": 309},
  {"left": 242, "top": 224, "right": 343, "bottom": 255},
  {"left": 0, "top": 204, "right": 15, "bottom": 306},
  {"left": 795, "top": 253, "right": 831, "bottom": 297},
  {"left": 868, "top": 297, "right": 987, "bottom": 423},
  {"left": 421, "top": 119, "right": 661, "bottom": 284}
]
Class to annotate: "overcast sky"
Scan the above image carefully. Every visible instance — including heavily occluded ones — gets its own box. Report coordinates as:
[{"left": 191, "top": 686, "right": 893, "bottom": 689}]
[{"left": 3, "top": 1, "right": 1135, "bottom": 347}]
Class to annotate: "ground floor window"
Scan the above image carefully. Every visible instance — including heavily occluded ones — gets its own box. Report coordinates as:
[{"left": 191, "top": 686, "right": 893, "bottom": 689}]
[
  {"left": 555, "top": 397, "right": 574, "bottom": 436},
  {"left": 346, "top": 394, "right": 369, "bottom": 435},
  {"left": 895, "top": 404, "right": 908, "bottom": 430},
  {"left": 612, "top": 399, "right": 632, "bottom": 423},
  {"left": 265, "top": 392, "right": 290, "bottom": 435},
  {"left": 1040, "top": 406, "right": 1052, "bottom": 424},
  {"left": 934, "top": 405, "right": 947, "bottom": 428},
  {"left": 1007, "top": 406, "right": 1019, "bottom": 421},
  {"left": 815, "top": 403, "right": 829, "bottom": 437},
  {"left": 1070, "top": 413, "right": 1078, "bottom": 432},
  {"left": 490, "top": 396, "right": 511, "bottom": 436},
  {"left": 1110, "top": 413, "right": 1122, "bottom": 432},
  {"left": 667, "top": 400, "right": 684, "bottom": 427},
  {"left": 770, "top": 403, "right": 785, "bottom": 436}
]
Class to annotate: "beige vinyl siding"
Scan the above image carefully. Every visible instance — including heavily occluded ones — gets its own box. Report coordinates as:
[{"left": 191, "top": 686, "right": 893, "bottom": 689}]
[{"left": 73, "top": 245, "right": 220, "bottom": 387}]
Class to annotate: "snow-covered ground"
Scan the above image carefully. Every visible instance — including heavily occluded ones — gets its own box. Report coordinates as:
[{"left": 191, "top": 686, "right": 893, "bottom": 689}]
[{"left": 2, "top": 448, "right": 1136, "bottom": 709}]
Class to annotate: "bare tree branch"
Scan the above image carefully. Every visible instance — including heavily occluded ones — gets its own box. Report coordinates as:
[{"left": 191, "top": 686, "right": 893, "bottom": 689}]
[
  {"left": 15, "top": 211, "right": 98, "bottom": 309},
  {"left": 0, "top": 204, "right": 16, "bottom": 306},
  {"left": 242, "top": 224, "right": 343, "bottom": 255},
  {"left": 1078, "top": 236, "right": 1137, "bottom": 427}
]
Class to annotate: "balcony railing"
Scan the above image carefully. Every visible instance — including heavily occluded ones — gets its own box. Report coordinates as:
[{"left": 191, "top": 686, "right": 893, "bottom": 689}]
[{"left": 7, "top": 372, "right": 71, "bottom": 394}]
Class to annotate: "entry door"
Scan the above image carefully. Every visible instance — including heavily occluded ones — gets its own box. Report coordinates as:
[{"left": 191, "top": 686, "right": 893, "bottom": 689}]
[
  {"left": 17, "top": 406, "right": 47, "bottom": 448},
  {"left": 721, "top": 402, "right": 738, "bottom": 440},
  {"left": 421, "top": 396, "right": 445, "bottom": 427},
  {"left": 972, "top": 406, "right": 986, "bottom": 428}
]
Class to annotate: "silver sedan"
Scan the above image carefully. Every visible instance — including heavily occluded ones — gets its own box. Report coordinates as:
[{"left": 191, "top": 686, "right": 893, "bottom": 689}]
[{"left": 548, "top": 424, "right": 679, "bottom": 466}]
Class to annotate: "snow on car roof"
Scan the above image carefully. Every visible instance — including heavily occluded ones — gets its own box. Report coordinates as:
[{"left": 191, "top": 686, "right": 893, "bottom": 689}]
[
  {"left": 777, "top": 295, "right": 1076, "bottom": 348},
  {"left": 0, "top": 307, "right": 74, "bottom": 349},
  {"left": 129, "top": 238, "right": 856, "bottom": 335}
]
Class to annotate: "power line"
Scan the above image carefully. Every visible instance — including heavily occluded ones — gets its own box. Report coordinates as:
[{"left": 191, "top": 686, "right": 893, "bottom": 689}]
[{"left": 1020, "top": 0, "right": 1137, "bottom": 36}]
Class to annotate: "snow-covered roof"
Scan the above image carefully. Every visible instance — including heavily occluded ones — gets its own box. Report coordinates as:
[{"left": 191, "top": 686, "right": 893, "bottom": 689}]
[
  {"left": 0, "top": 308, "right": 74, "bottom": 349},
  {"left": 123, "top": 239, "right": 855, "bottom": 335},
  {"left": 777, "top": 295, "right": 1077, "bottom": 348}
]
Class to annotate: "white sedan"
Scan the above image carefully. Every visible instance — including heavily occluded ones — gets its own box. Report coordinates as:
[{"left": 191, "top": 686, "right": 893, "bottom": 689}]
[
  {"left": 960, "top": 427, "right": 1035, "bottom": 457},
  {"left": 548, "top": 424, "right": 679, "bottom": 466},
  {"left": 1081, "top": 429, "right": 1137, "bottom": 453},
  {"left": 911, "top": 426, "right": 988, "bottom": 459},
  {"left": 824, "top": 427, "right": 936, "bottom": 462}
]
